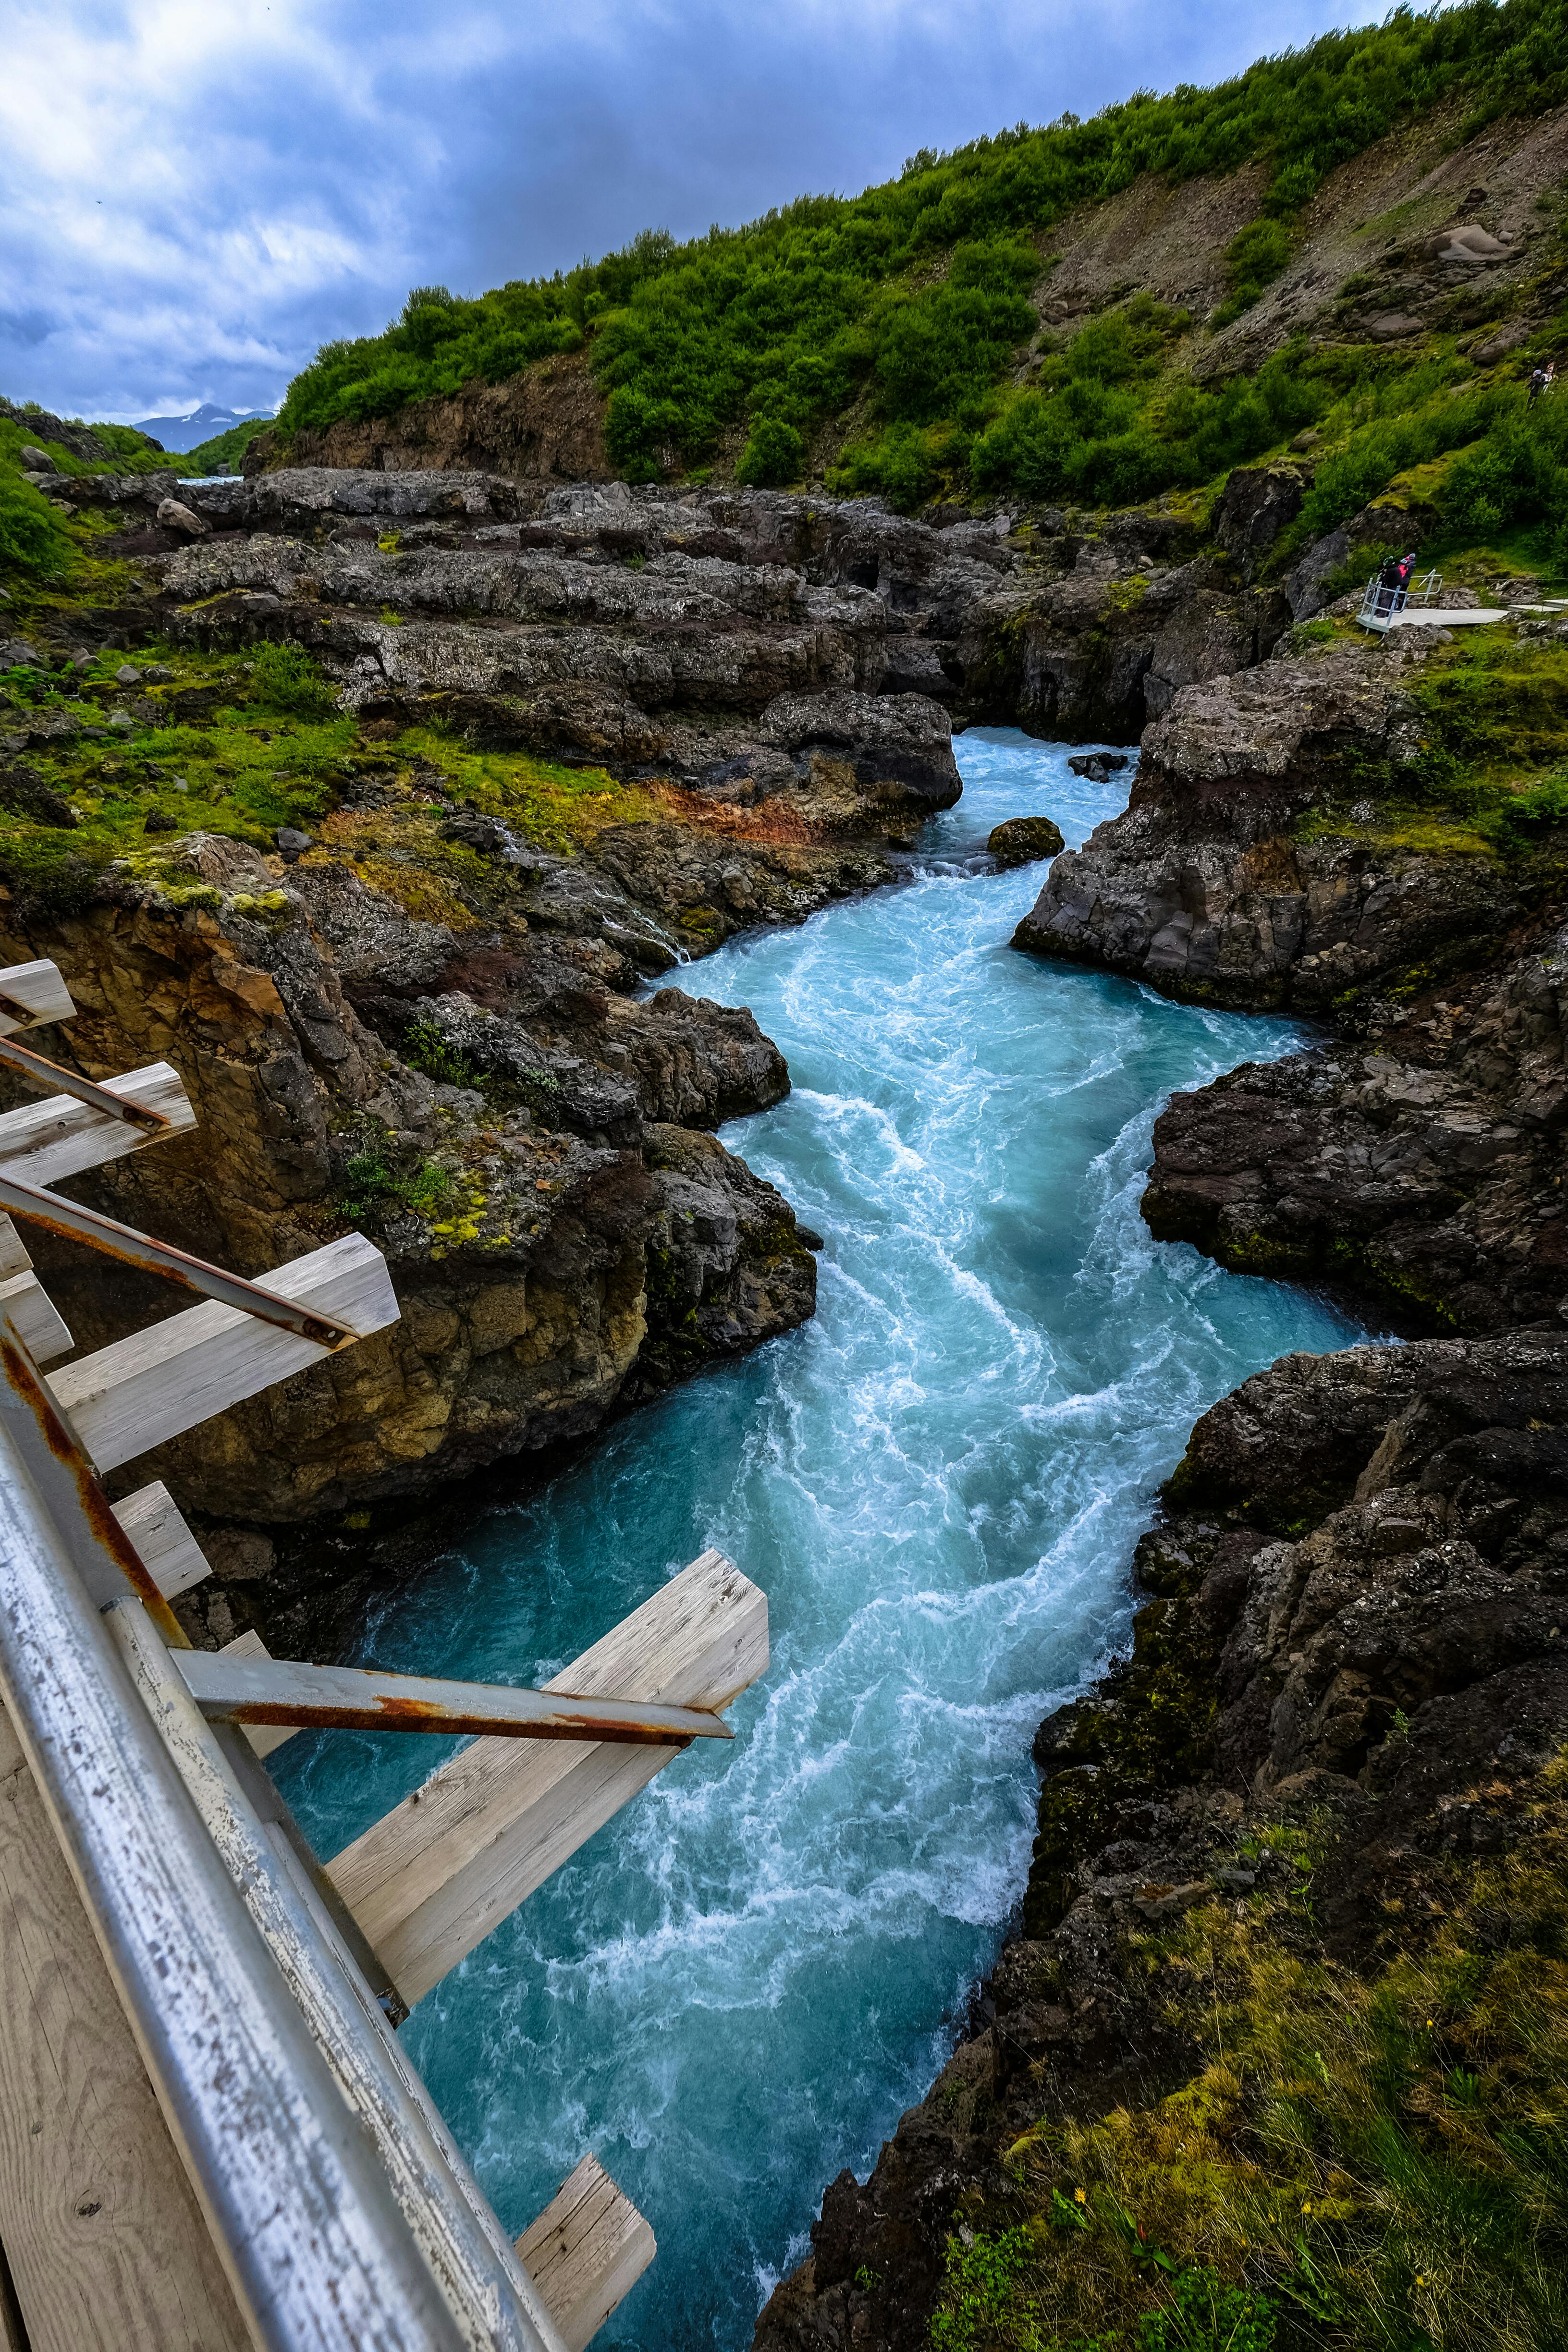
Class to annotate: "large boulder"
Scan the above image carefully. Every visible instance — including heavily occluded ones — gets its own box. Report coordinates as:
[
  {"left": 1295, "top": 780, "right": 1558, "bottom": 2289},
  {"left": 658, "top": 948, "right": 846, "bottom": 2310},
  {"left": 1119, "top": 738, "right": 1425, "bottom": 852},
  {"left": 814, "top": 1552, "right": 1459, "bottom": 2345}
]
[{"left": 1211, "top": 463, "right": 1308, "bottom": 573}]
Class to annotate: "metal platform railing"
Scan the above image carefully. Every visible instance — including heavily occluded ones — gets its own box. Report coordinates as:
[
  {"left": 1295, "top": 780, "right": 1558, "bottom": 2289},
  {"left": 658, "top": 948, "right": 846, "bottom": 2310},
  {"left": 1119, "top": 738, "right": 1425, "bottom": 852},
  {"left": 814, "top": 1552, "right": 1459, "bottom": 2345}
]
[
  {"left": 0, "top": 956, "right": 770, "bottom": 2352},
  {"left": 1357, "top": 567, "right": 1443, "bottom": 627}
]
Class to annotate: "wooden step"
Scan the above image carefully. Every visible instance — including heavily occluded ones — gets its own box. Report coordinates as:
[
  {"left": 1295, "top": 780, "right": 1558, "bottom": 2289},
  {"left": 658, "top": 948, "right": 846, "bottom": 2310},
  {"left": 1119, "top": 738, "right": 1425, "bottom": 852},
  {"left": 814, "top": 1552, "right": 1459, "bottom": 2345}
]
[
  {"left": 47, "top": 1233, "right": 399, "bottom": 1473},
  {"left": 0, "top": 1696, "right": 251, "bottom": 2352},
  {"left": 110, "top": 1483, "right": 211, "bottom": 1602},
  {"left": 327, "top": 1549, "right": 768, "bottom": 2007},
  {"left": 0, "top": 1062, "right": 195, "bottom": 1188},
  {"left": 0, "top": 1270, "right": 73, "bottom": 1365},
  {"left": 0, "top": 960, "right": 74, "bottom": 1037},
  {"left": 516, "top": 2156, "right": 655, "bottom": 2352}
]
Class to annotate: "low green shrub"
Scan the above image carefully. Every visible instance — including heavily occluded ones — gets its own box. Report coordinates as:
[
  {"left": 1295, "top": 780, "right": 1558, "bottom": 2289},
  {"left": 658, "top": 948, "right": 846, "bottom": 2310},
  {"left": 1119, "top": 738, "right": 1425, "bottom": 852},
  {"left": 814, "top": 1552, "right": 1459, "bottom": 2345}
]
[
  {"left": 403, "top": 1018, "right": 482, "bottom": 1090},
  {"left": 0, "top": 473, "right": 74, "bottom": 578},
  {"left": 1211, "top": 219, "right": 1294, "bottom": 328},
  {"left": 338, "top": 1147, "right": 455, "bottom": 1223},
  {"left": 250, "top": 642, "right": 337, "bottom": 720},
  {"left": 736, "top": 415, "right": 805, "bottom": 486}
]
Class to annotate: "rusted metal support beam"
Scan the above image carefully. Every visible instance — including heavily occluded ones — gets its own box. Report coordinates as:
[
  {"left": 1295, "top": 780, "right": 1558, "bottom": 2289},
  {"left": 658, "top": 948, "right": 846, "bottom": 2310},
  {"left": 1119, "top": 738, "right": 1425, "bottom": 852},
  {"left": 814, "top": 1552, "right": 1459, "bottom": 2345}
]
[
  {"left": 176, "top": 1651, "right": 734, "bottom": 1747},
  {"left": 0, "top": 1329, "right": 190, "bottom": 1646},
  {"left": 0, "top": 1032, "right": 171, "bottom": 1133},
  {"left": 0, "top": 1174, "right": 356, "bottom": 1350}
]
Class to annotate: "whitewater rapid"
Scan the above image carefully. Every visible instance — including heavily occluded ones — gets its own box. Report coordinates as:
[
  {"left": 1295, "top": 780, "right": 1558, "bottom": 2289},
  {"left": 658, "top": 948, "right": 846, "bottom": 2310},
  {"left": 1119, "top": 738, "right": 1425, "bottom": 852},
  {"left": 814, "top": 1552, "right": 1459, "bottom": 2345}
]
[{"left": 278, "top": 730, "right": 1364, "bottom": 2351}]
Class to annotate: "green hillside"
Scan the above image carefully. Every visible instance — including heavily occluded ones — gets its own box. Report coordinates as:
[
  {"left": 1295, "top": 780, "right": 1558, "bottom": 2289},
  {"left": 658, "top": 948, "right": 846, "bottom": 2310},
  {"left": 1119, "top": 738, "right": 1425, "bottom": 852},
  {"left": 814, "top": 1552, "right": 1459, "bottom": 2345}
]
[{"left": 272, "top": 0, "right": 1568, "bottom": 519}]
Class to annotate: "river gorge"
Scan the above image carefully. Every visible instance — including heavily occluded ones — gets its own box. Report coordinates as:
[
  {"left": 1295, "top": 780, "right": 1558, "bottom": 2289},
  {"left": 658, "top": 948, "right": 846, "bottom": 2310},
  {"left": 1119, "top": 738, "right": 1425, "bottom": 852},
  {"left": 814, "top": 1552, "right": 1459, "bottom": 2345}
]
[{"left": 272, "top": 728, "right": 1365, "bottom": 2351}]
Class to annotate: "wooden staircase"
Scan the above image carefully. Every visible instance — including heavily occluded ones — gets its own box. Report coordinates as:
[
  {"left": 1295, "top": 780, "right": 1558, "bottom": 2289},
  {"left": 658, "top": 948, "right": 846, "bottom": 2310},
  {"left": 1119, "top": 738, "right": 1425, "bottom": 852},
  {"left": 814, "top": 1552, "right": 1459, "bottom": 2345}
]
[{"left": 0, "top": 959, "right": 769, "bottom": 2352}]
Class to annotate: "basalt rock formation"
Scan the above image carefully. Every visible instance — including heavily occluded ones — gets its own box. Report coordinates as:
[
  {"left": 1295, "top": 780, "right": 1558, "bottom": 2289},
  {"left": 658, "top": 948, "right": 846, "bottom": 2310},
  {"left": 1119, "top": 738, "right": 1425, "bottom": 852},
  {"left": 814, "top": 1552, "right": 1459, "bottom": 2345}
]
[
  {"left": 1143, "top": 905, "right": 1568, "bottom": 1333},
  {"left": 1008, "top": 616, "right": 1568, "bottom": 1336},
  {"left": 0, "top": 827, "right": 815, "bottom": 1637},
  {"left": 1013, "top": 635, "right": 1521, "bottom": 1010},
  {"left": 61, "top": 460, "right": 1312, "bottom": 751},
  {"left": 756, "top": 1328, "right": 1568, "bottom": 2350}
]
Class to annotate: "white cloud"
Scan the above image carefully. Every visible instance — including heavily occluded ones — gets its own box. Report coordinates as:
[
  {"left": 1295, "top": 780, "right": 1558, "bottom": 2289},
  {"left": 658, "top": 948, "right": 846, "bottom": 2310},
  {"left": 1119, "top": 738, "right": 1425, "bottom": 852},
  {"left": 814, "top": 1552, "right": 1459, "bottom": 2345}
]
[{"left": 0, "top": 0, "right": 1387, "bottom": 423}]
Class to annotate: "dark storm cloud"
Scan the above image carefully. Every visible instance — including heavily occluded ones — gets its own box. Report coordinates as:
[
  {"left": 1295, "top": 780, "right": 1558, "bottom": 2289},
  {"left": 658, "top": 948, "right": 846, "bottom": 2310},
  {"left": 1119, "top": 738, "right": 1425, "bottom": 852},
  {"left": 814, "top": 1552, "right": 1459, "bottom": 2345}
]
[{"left": 0, "top": 0, "right": 1384, "bottom": 424}]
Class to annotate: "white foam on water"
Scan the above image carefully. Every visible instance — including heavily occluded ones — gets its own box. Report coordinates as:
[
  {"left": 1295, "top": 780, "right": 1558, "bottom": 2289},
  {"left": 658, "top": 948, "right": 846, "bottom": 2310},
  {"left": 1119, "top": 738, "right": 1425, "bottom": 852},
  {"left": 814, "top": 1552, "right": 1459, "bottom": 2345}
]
[{"left": 278, "top": 728, "right": 1367, "bottom": 2351}]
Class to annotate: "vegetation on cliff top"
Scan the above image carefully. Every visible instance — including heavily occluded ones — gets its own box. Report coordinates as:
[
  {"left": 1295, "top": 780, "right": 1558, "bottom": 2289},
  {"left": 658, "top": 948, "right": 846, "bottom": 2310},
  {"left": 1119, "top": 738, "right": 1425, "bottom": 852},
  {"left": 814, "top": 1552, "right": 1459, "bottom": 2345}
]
[
  {"left": 0, "top": 612, "right": 655, "bottom": 923},
  {"left": 0, "top": 406, "right": 169, "bottom": 579},
  {"left": 270, "top": 0, "right": 1568, "bottom": 505},
  {"left": 932, "top": 1767, "right": 1568, "bottom": 2352}
]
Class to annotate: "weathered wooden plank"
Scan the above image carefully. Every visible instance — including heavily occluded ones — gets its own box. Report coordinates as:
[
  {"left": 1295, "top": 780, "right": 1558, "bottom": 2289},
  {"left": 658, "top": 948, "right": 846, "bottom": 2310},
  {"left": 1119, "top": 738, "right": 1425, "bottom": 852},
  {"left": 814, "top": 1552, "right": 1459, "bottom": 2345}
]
[
  {"left": 0, "top": 1215, "right": 31, "bottom": 1283},
  {"left": 110, "top": 1482, "right": 210, "bottom": 1601},
  {"left": 516, "top": 2156, "right": 655, "bottom": 2352},
  {"left": 217, "top": 1629, "right": 299, "bottom": 1759},
  {"left": 328, "top": 1549, "right": 768, "bottom": 2007},
  {"left": 47, "top": 1232, "right": 400, "bottom": 1473},
  {"left": 0, "top": 1695, "right": 252, "bottom": 2352},
  {"left": 0, "top": 959, "right": 74, "bottom": 1036},
  {"left": 0, "top": 1062, "right": 195, "bottom": 1188},
  {"left": 0, "top": 1270, "right": 72, "bottom": 1364}
]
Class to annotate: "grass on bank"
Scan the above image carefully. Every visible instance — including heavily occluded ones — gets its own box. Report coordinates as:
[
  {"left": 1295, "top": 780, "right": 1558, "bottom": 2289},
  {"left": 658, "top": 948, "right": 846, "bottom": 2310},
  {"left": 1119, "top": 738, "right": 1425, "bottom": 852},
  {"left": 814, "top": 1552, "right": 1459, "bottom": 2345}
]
[
  {"left": 1286, "top": 625, "right": 1568, "bottom": 867},
  {"left": 0, "top": 407, "right": 173, "bottom": 581},
  {"left": 0, "top": 616, "right": 651, "bottom": 917},
  {"left": 929, "top": 1762, "right": 1568, "bottom": 2352}
]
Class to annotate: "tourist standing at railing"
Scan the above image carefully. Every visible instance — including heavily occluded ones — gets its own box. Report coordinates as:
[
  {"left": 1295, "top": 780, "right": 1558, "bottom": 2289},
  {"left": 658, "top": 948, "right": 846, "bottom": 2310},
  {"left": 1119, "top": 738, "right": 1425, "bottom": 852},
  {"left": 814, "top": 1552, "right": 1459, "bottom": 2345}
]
[
  {"left": 1394, "top": 552, "right": 1416, "bottom": 612},
  {"left": 1376, "top": 555, "right": 1402, "bottom": 618}
]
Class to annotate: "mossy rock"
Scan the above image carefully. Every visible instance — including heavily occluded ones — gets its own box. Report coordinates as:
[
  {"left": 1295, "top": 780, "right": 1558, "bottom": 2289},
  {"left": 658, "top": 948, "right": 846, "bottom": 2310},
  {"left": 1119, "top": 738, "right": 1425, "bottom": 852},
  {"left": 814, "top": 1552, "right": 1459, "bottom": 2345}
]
[{"left": 988, "top": 815, "right": 1065, "bottom": 868}]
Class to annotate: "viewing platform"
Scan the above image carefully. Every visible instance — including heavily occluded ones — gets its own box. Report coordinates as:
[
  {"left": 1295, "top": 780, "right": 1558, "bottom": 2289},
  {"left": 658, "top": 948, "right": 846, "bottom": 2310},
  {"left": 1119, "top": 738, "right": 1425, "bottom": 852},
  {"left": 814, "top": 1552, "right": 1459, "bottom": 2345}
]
[{"left": 1356, "top": 567, "right": 1568, "bottom": 634}]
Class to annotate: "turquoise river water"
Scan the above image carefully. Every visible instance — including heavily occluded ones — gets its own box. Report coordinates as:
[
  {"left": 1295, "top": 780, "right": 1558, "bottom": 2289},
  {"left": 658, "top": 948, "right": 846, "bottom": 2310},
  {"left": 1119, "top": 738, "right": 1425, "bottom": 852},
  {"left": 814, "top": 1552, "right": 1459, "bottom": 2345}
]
[{"left": 278, "top": 730, "right": 1365, "bottom": 2352}]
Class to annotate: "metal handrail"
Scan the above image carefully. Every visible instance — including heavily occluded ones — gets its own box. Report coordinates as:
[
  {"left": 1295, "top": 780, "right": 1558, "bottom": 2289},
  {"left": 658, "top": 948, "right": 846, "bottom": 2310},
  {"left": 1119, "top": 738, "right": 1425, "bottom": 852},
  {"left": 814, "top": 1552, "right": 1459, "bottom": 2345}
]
[
  {"left": 0, "top": 1172, "right": 355, "bottom": 1350},
  {"left": 0, "top": 1030, "right": 171, "bottom": 1131},
  {"left": 1358, "top": 567, "right": 1443, "bottom": 623},
  {"left": 108, "top": 1596, "right": 567, "bottom": 2352},
  {"left": 0, "top": 1309, "right": 469, "bottom": 2352}
]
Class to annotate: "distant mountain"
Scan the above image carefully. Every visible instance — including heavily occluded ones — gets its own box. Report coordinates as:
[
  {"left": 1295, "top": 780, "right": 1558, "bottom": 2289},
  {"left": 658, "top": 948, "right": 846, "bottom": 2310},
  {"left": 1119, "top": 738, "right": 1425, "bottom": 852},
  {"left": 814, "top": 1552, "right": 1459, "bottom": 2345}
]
[{"left": 133, "top": 401, "right": 274, "bottom": 453}]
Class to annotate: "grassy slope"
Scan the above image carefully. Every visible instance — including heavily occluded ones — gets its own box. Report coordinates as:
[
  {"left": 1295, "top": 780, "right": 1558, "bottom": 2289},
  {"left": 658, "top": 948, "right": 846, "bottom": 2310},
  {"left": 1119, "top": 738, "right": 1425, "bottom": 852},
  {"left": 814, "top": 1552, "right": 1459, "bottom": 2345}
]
[
  {"left": 266, "top": 0, "right": 1568, "bottom": 521},
  {"left": 180, "top": 415, "right": 276, "bottom": 475}
]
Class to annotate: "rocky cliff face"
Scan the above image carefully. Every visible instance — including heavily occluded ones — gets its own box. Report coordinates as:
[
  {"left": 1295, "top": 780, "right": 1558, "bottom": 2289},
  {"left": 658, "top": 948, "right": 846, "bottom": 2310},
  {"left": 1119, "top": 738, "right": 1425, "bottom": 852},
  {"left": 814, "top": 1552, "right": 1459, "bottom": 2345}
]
[
  {"left": 0, "top": 827, "right": 816, "bottom": 1623},
  {"left": 1143, "top": 906, "right": 1568, "bottom": 1333},
  {"left": 1005, "top": 614, "right": 1568, "bottom": 1335},
  {"left": 1014, "top": 636, "right": 1522, "bottom": 1010},
  {"left": 756, "top": 1328, "right": 1568, "bottom": 2350},
  {"left": 68, "top": 460, "right": 1313, "bottom": 757},
  {"left": 243, "top": 354, "right": 612, "bottom": 481}
]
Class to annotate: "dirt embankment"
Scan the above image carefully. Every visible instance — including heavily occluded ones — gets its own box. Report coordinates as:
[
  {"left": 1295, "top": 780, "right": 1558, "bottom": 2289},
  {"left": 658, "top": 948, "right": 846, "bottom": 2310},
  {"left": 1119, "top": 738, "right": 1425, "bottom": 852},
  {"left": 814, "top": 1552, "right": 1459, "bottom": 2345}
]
[{"left": 245, "top": 352, "right": 612, "bottom": 480}]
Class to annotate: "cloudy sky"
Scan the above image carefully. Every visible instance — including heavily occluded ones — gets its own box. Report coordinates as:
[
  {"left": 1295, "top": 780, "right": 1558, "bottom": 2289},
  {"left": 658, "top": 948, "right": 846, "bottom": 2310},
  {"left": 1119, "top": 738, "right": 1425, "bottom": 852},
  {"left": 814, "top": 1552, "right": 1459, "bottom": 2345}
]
[{"left": 3, "top": 0, "right": 1388, "bottom": 426}]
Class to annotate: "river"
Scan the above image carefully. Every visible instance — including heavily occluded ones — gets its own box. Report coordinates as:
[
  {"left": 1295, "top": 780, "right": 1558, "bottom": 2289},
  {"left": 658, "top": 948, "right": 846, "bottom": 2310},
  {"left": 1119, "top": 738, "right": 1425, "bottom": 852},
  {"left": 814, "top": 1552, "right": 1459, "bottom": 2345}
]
[{"left": 277, "top": 729, "right": 1365, "bottom": 2351}]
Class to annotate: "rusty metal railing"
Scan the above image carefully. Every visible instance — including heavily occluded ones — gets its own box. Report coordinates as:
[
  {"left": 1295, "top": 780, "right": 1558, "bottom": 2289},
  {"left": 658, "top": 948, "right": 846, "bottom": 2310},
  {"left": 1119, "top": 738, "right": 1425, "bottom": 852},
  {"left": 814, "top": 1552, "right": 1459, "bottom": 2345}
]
[{"left": 0, "top": 1173, "right": 357, "bottom": 1349}]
